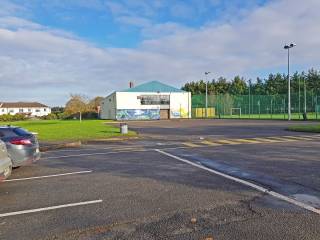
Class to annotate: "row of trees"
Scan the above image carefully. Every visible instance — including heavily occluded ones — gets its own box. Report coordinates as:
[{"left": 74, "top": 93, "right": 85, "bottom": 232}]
[
  {"left": 182, "top": 69, "right": 320, "bottom": 96},
  {"left": 45, "top": 95, "right": 103, "bottom": 120}
]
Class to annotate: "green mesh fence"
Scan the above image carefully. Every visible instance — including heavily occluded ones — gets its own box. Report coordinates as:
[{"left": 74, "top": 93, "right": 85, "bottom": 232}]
[{"left": 192, "top": 93, "right": 320, "bottom": 120}]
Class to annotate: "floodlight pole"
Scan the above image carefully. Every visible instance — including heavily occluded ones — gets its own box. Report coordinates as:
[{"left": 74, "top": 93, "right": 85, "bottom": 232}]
[
  {"left": 205, "top": 72, "right": 211, "bottom": 118},
  {"left": 248, "top": 79, "right": 251, "bottom": 118},
  {"left": 284, "top": 43, "right": 296, "bottom": 121},
  {"left": 298, "top": 77, "right": 301, "bottom": 119}
]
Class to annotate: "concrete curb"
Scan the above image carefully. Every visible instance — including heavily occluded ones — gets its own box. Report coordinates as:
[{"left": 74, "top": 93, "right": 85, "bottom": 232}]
[
  {"left": 40, "top": 141, "right": 82, "bottom": 152},
  {"left": 40, "top": 135, "right": 140, "bottom": 151},
  {"left": 84, "top": 136, "right": 140, "bottom": 144}
]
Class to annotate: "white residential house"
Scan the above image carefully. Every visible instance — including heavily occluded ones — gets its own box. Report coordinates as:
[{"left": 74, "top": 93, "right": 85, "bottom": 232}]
[
  {"left": 100, "top": 81, "right": 191, "bottom": 120},
  {"left": 0, "top": 102, "right": 51, "bottom": 117}
]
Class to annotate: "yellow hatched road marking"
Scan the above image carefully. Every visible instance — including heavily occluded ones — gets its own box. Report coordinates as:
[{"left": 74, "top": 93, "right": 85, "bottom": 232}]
[
  {"left": 182, "top": 142, "right": 201, "bottom": 147},
  {"left": 298, "top": 135, "right": 320, "bottom": 140},
  {"left": 233, "top": 138, "right": 263, "bottom": 144},
  {"left": 283, "top": 136, "right": 316, "bottom": 141},
  {"left": 252, "top": 137, "right": 282, "bottom": 143},
  {"left": 201, "top": 140, "right": 222, "bottom": 146},
  {"left": 266, "top": 137, "right": 296, "bottom": 142},
  {"left": 215, "top": 139, "right": 241, "bottom": 145}
]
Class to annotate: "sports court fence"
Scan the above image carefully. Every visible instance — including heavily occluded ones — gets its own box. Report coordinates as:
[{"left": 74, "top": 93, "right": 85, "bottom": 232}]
[{"left": 192, "top": 92, "right": 320, "bottom": 120}]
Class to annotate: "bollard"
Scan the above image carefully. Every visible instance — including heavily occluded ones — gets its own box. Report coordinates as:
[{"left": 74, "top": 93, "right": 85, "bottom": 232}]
[{"left": 120, "top": 123, "right": 128, "bottom": 134}]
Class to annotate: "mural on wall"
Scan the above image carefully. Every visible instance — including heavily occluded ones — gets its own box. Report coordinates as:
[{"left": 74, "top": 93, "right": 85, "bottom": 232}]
[
  {"left": 170, "top": 107, "right": 189, "bottom": 118},
  {"left": 116, "top": 109, "right": 160, "bottom": 120}
]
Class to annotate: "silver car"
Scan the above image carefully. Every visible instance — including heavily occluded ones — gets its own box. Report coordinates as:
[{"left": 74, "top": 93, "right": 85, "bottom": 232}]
[
  {"left": 0, "top": 126, "right": 40, "bottom": 167},
  {"left": 0, "top": 139, "right": 12, "bottom": 180}
]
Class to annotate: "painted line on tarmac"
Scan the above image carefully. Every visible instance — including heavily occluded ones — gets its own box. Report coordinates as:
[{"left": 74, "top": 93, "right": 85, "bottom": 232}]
[
  {"left": 0, "top": 200, "right": 103, "bottom": 218},
  {"left": 155, "top": 149, "right": 320, "bottom": 215},
  {"left": 4, "top": 170, "right": 92, "bottom": 182},
  {"left": 43, "top": 149, "right": 148, "bottom": 159}
]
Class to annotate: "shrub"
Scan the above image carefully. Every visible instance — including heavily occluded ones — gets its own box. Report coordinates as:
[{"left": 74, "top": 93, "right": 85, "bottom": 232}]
[{"left": 0, "top": 114, "right": 27, "bottom": 122}]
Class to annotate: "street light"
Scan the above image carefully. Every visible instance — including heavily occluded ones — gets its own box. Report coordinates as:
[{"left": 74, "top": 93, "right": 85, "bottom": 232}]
[
  {"left": 205, "top": 72, "right": 211, "bottom": 118},
  {"left": 284, "top": 43, "right": 296, "bottom": 120}
]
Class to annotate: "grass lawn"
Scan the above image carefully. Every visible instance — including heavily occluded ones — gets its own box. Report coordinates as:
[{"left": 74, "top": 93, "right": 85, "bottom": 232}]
[
  {"left": 0, "top": 120, "right": 136, "bottom": 142},
  {"left": 288, "top": 124, "right": 320, "bottom": 133}
]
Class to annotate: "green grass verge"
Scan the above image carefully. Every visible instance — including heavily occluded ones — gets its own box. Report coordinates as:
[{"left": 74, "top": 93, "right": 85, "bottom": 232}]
[
  {"left": 0, "top": 120, "right": 136, "bottom": 142},
  {"left": 288, "top": 124, "right": 320, "bottom": 133}
]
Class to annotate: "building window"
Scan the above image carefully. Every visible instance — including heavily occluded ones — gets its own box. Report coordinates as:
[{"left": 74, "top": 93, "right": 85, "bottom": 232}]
[
  {"left": 19, "top": 109, "right": 24, "bottom": 113},
  {"left": 44, "top": 108, "right": 47, "bottom": 112},
  {"left": 28, "top": 109, "right": 31, "bottom": 112},
  {"left": 9, "top": 109, "right": 14, "bottom": 113},
  {"left": 139, "top": 95, "right": 170, "bottom": 105},
  {"left": 35, "top": 109, "right": 40, "bottom": 112},
  {"left": 1, "top": 109, "right": 4, "bottom": 112}
]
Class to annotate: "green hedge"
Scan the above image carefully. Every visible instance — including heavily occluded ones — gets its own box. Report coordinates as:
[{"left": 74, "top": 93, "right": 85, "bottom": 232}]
[{"left": 0, "top": 114, "right": 27, "bottom": 122}]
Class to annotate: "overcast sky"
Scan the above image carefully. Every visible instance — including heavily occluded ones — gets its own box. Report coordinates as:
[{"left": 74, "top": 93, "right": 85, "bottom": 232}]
[{"left": 0, "top": 0, "right": 319, "bottom": 106}]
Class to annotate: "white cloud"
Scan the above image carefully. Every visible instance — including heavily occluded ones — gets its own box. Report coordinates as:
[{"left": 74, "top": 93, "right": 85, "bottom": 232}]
[{"left": 1, "top": 0, "right": 320, "bottom": 106}]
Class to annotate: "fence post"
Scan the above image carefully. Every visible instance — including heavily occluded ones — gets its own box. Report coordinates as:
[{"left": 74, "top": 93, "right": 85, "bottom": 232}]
[{"left": 271, "top": 99, "right": 273, "bottom": 119}]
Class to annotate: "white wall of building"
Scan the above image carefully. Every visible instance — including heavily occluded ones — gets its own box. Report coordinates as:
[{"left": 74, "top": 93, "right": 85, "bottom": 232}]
[
  {"left": 0, "top": 107, "right": 51, "bottom": 117},
  {"left": 100, "top": 91, "right": 191, "bottom": 120},
  {"left": 116, "top": 92, "right": 164, "bottom": 110},
  {"left": 169, "top": 92, "right": 192, "bottom": 119}
]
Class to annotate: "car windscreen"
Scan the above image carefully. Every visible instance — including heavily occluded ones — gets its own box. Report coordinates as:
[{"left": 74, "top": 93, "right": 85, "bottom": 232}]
[
  {"left": 13, "top": 128, "right": 32, "bottom": 136},
  {"left": 0, "top": 129, "right": 18, "bottom": 138}
]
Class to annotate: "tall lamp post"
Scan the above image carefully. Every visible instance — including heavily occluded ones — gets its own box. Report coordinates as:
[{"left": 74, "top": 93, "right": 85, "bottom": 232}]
[
  {"left": 205, "top": 72, "right": 211, "bottom": 118},
  {"left": 284, "top": 43, "right": 296, "bottom": 121},
  {"left": 248, "top": 79, "right": 252, "bottom": 118}
]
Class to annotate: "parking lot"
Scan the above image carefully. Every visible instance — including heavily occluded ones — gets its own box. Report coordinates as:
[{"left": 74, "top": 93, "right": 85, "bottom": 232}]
[{"left": 1, "top": 119, "right": 320, "bottom": 240}]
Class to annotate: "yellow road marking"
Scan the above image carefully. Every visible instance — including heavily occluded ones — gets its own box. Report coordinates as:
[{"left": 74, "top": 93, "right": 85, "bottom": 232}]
[
  {"left": 215, "top": 139, "right": 241, "bottom": 145},
  {"left": 233, "top": 139, "right": 263, "bottom": 144},
  {"left": 266, "top": 137, "right": 296, "bottom": 142},
  {"left": 178, "top": 134, "right": 319, "bottom": 149},
  {"left": 201, "top": 140, "right": 221, "bottom": 146},
  {"left": 251, "top": 137, "right": 282, "bottom": 143},
  {"left": 283, "top": 136, "right": 315, "bottom": 141},
  {"left": 182, "top": 142, "right": 201, "bottom": 147},
  {"left": 298, "top": 135, "right": 320, "bottom": 140}
]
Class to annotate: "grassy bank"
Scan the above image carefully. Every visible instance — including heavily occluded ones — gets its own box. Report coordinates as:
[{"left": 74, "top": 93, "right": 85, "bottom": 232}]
[
  {"left": 288, "top": 124, "right": 320, "bottom": 133},
  {"left": 0, "top": 120, "right": 135, "bottom": 141}
]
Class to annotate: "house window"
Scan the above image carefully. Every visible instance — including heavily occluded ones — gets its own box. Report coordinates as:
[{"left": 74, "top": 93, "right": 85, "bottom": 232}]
[
  {"left": 44, "top": 108, "right": 47, "bottom": 112},
  {"left": 19, "top": 109, "right": 24, "bottom": 113},
  {"left": 1, "top": 109, "right": 4, "bottom": 112},
  {"left": 35, "top": 109, "right": 40, "bottom": 112},
  {"left": 28, "top": 109, "right": 31, "bottom": 112},
  {"left": 9, "top": 109, "right": 14, "bottom": 113}
]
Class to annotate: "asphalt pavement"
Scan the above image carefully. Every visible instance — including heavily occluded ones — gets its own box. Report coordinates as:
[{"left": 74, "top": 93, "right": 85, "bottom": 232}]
[{"left": 0, "top": 119, "right": 320, "bottom": 240}]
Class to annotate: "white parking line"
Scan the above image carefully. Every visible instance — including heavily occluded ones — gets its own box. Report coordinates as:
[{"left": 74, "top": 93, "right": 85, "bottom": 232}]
[
  {"left": 155, "top": 149, "right": 320, "bottom": 215},
  {"left": 43, "top": 149, "right": 148, "bottom": 159},
  {"left": 0, "top": 200, "right": 103, "bottom": 218},
  {"left": 44, "top": 147, "right": 117, "bottom": 153},
  {"left": 4, "top": 170, "right": 92, "bottom": 182}
]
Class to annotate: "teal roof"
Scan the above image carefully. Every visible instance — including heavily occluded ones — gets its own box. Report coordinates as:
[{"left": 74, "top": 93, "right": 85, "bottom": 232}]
[{"left": 121, "top": 81, "right": 185, "bottom": 93}]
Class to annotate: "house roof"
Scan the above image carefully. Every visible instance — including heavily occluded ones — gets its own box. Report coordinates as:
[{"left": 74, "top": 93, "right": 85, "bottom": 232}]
[
  {"left": 120, "top": 81, "right": 185, "bottom": 93},
  {"left": 0, "top": 102, "right": 49, "bottom": 108}
]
